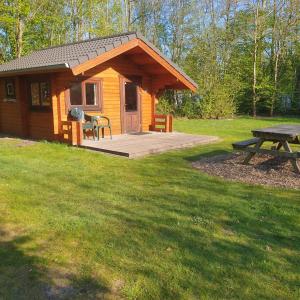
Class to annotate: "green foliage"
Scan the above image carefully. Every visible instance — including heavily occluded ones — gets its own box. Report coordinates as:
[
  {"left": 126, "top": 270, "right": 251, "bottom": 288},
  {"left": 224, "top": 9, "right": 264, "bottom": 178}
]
[
  {"left": 199, "top": 85, "right": 236, "bottom": 119},
  {"left": 0, "top": 0, "right": 299, "bottom": 117},
  {"left": 180, "top": 97, "right": 201, "bottom": 118},
  {"left": 156, "top": 97, "right": 174, "bottom": 115}
]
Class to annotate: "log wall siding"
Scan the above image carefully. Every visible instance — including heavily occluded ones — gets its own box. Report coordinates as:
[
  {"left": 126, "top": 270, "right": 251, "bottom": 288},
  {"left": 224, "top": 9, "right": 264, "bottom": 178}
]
[
  {"left": 0, "top": 76, "right": 56, "bottom": 140},
  {"left": 0, "top": 56, "right": 155, "bottom": 141},
  {"left": 29, "top": 112, "right": 54, "bottom": 140},
  {"left": 55, "top": 56, "right": 154, "bottom": 137},
  {"left": 0, "top": 78, "right": 23, "bottom": 136}
]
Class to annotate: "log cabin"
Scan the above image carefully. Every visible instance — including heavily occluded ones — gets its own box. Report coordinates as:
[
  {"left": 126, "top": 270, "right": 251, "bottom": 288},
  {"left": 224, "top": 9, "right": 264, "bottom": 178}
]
[{"left": 0, "top": 32, "right": 197, "bottom": 145}]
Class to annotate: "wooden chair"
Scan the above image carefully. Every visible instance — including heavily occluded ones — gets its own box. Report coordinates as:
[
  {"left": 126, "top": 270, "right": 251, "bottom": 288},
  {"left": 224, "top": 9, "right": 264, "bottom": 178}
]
[{"left": 92, "top": 116, "right": 112, "bottom": 140}]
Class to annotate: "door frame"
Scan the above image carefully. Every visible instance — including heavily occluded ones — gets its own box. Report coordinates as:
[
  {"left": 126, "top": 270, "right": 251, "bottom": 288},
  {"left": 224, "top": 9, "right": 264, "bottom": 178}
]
[{"left": 119, "top": 75, "right": 142, "bottom": 134}]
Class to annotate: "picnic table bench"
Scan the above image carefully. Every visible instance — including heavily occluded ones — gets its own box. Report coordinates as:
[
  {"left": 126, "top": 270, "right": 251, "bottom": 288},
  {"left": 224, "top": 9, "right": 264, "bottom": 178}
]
[
  {"left": 232, "top": 138, "right": 260, "bottom": 150},
  {"left": 232, "top": 124, "right": 300, "bottom": 173}
]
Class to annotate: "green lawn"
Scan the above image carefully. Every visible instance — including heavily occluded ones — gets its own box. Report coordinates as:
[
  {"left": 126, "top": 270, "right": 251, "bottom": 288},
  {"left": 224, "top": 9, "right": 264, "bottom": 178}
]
[{"left": 0, "top": 116, "right": 299, "bottom": 299}]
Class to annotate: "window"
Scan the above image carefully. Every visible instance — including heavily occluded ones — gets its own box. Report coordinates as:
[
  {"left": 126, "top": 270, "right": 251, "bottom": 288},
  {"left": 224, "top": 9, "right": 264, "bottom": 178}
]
[
  {"left": 70, "top": 83, "right": 82, "bottom": 105},
  {"left": 29, "top": 80, "right": 51, "bottom": 109},
  {"left": 4, "top": 78, "right": 16, "bottom": 99},
  {"left": 125, "top": 82, "right": 138, "bottom": 111},
  {"left": 40, "top": 82, "right": 51, "bottom": 106},
  {"left": 30, "top": 82, "right": 40, "bottom": 106},
  {"left": 68, "top": 78, "right": 102, "bottom": 111},
  {"left": 85, "top": 83, "right": 97, "bottom": 105}
]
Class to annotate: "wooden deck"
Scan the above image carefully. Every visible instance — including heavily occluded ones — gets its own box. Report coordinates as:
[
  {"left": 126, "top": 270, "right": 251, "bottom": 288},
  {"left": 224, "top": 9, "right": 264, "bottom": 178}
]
[{"left": 80, "top": 132, "right": 219, "bottom": 158}]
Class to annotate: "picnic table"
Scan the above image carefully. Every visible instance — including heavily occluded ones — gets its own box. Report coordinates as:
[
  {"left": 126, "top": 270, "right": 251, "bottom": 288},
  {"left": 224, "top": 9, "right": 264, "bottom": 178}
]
[{"left": 233, "top": 124, "right": 300, "bottom": 173}]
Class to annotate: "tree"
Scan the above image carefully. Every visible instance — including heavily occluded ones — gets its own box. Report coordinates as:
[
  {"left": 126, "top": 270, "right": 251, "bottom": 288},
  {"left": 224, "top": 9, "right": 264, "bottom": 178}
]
[
  {"left": 0, "top": 0, "right": 298, "bottom": 117},
  {"left": 0, "top": 0, "right": 49, "bottom": 58}
]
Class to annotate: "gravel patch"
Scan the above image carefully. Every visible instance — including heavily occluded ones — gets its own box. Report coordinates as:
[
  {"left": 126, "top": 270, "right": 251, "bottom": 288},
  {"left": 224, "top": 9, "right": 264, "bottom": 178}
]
[{"left": 192, "top": 152, "right": 300, "bottom": 190}]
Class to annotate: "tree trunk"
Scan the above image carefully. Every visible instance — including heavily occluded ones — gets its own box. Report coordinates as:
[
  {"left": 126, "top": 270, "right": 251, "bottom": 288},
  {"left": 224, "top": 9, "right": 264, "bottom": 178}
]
[
  {"left": 126, "top": 0, "right": 132, "bottom": 31},
  {"left": 252, "top": 4, "right": 259, "bottom": 118},
  {"left": 252, "top": 40, "right": 258, "bottom": 117},
  {"left": 16, "top": 16, "right": 24, "bottom": 58},
  {"left": 270, "top": 0, "right": 279, "bottom": 117},
  {"left": 270, "top": 49, "right": 279, "bottom": 116}
]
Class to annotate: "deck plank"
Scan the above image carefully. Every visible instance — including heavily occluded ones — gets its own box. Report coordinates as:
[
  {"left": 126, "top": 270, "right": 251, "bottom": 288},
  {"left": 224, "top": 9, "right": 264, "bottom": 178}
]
[{"left": 80, "top": 132, "right": 219, "bottom": 158}]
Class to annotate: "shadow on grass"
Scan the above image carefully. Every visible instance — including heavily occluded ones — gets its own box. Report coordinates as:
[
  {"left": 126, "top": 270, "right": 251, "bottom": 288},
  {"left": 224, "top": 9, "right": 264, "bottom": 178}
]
[
  {"left": 93, "top": 166, "right": 300, "bottom": 298},
  {"left": 183, "top": 149, "right": 231, "bottom": 162},
  {"left": 0, "top": 233, "right": 45, "bottom": 299},
  {"left": 0, "top": 226, "right": 110, "bottom": 299},
  {"left": 105, "top": 202, "right": 299, "bottom": 298}
]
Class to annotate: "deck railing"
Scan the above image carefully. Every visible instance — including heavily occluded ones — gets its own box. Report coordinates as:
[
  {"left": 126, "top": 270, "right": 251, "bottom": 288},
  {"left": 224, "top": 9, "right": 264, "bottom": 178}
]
[
  {"left": 61, "top": 121, "right": 83, "bottom": 145},
  {"left": 152, "top": 114, "right": 173, "bottom": 132}
]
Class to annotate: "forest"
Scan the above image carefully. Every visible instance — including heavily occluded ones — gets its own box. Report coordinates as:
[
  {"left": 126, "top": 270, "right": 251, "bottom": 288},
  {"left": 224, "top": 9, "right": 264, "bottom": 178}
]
[{"left": 0, "top": 0, "right": 299, "bottom": 118}]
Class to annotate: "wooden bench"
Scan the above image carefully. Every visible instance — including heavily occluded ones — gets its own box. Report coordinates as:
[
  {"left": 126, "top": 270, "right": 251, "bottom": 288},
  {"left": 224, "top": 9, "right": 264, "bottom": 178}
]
[{"left": 232, "top": 137, "right": 260, "bottom": 150}]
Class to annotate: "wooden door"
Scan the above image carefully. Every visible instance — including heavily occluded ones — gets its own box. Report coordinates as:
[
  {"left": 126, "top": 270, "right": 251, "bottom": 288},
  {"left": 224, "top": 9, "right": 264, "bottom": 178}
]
[{"left": 121, "top": 77, "right": 141, "bottom": 133}]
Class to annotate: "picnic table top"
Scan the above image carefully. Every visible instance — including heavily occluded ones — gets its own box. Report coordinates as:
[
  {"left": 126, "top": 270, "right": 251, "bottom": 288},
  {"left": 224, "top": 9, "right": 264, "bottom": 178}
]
[{"left": 252, "top": 124, "right": 300, "bottom": 139}]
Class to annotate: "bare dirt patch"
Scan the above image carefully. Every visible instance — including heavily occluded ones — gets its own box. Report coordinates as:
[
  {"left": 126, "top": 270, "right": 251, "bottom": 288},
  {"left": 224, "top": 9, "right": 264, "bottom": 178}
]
[
  {"left": 0, "top": 135, "right": 36, "bottom": 147},
  {"left": 192, "top": 152, "right": 300, "bottom": 190}
]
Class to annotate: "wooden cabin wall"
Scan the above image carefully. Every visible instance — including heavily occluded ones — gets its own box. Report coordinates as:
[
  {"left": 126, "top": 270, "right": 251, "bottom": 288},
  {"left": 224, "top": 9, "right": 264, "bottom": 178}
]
[
  {"left": 0, "top": 56, "right": 155, "bottom": 142},
  {"left": 140, "top": 76, "right": 153, "bottom": 132},
  {"left": 27, "top": 75, "right": 55, "bottom": 141},
  {"left": 55, "top": 56, "right": 154, "bottom": 137},
  {"left": 0, "top": 78, "right": 23, "bottom": 136},
  {"left": 28, "top": 112, "right": 54, "bottom": 140},
  {"left": 0, "top": 76, "right": 55, "bottom": 141}
]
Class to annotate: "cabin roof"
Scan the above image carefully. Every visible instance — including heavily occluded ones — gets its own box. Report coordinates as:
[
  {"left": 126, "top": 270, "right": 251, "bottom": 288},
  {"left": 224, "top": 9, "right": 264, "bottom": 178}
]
[{"left": 0, "top": 32, "right": 197, "bottom": 90}]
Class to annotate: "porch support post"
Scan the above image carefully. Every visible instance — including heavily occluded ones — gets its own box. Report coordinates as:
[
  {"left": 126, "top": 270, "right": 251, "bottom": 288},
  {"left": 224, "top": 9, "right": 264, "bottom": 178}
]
[
  {"left": 151, "top": 93, "right": 156, "bottom": 131},
  {"left": 151, "top": 91, "right": 161, "bottom": 131},
  {"left": 71, "top": 121, "right": 82, "bottom": 146},
  {"left": 166, "top": 114, "right": 173, "bottom": 132},
  {"left": 51, "top": 75, "right": 61, "bottom": 140}
]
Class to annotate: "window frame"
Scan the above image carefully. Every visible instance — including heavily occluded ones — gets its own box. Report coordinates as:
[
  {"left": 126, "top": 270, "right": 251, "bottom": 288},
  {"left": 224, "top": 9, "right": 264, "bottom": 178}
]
[
  {"left": 27, "top": 77, "right": 52, "bottom": 111},
  {"left": 67, "top": 77, "right": 103, "bottom": 112},
  {"left": 4, "top": 78, "right": 16, "bottom": 101}
]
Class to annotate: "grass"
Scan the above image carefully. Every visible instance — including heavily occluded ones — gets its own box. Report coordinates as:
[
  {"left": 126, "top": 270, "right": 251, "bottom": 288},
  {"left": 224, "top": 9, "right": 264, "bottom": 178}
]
[{"left": 0, "top": 116, "right": 299, "bottom": 299}]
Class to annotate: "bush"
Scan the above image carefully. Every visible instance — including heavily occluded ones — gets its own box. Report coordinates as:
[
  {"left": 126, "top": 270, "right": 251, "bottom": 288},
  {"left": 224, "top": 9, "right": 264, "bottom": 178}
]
[
  {"left": 157, "top": 87, "right": 236, "bottom": 119},
  {"left": 174, "top": 95, "right": 201, "bottom": 118},
  {"left": 156, "top": 98, "right": 174, "bottom": 115},
  {"left": 200, "top": 86, "right": 236, "bottom": 119}
]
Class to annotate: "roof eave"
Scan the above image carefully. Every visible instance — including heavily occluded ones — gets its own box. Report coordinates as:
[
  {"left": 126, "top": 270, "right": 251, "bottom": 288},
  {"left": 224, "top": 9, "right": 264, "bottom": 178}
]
[{"left": 0, "top": 63, "right": 70, "bottom": 77}]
